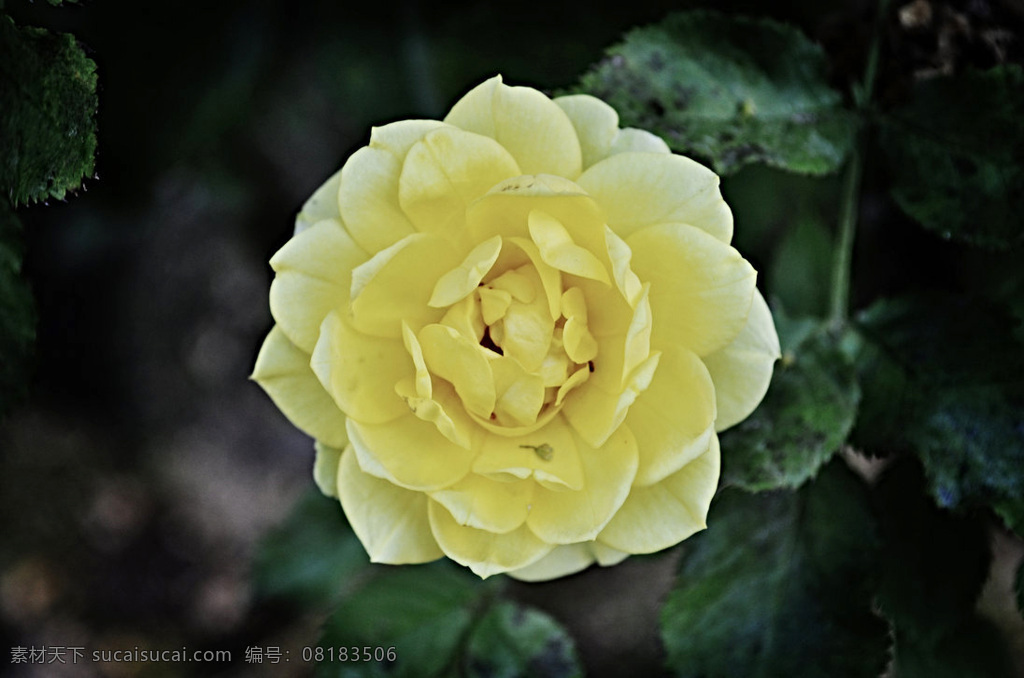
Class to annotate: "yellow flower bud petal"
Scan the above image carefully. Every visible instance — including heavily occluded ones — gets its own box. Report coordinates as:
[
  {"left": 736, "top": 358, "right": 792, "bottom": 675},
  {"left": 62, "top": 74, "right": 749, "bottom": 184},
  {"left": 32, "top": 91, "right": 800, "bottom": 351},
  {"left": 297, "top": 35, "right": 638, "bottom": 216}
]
[{"left": 554, "top": 94, "right": 619, "bottom": 170}]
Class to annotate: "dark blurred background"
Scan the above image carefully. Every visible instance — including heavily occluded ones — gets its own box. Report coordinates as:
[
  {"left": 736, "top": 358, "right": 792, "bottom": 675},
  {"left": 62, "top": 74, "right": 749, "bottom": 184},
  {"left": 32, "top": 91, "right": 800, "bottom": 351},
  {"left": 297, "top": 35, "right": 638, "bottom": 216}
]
[{"left": 3, "top": 0, "right": 1023, "bottom": 675}]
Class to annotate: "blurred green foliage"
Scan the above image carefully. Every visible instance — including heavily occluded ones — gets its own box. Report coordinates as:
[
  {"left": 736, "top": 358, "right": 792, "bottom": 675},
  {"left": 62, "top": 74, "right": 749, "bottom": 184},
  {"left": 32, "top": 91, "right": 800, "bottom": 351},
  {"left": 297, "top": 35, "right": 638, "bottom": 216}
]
[
  {"left": 0, "top": 14, "right": 97, "bottom": 206},
  {"left": 573, "top": 11, "right": 855, "bottom": 175},
  {"left": 662, "top": 461, "right": 888, "bottom": 678},
  {"left": 881, "top": 66, "right": 1024, "bottom": 249}
]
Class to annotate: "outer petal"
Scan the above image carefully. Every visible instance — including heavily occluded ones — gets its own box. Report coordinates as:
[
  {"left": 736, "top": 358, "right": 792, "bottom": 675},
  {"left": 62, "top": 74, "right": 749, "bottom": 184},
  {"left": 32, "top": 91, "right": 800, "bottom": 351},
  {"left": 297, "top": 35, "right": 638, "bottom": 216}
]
[
  {"left": 310, "top": 310, "right": 410, "bottom": 425},
  {"left": 628, "top": 223, "right": 756, "bottom": 357},
  {"left": 339, "top": 146, "right": 418, "bottom": 253},
  {"left": 526, "top": 424, "right": 639, "bottom": 544},
  {"left": 251, "top": 325, "right": 348, "bottom": 448},
  {"left": 576, "top": 152, "right": 733, "bottom": 243},
  {"left": 295, "top": 169, "right": 342, "bottom": 235},
  {"left": 702, "top": 288, "right": 780, "bottom": 431},
  {"left": 444, "top": 75, "right": 582, "bottom": 179},
  {"left": 349, "top": 234, "right": 463, "bottom": 338},
  {"left": 338, "top": 447, "right": 443, "bottom": 564},
  {"left": 507, "top": 543, "right": 594, "bottom": 582},
  {"left": 269, "top": 218, "right": 369, "bottom": 353},
  {"left": 609, "top": 128, "right": 671, "bottom": 155},
  {"left": 506, "top": 540, "right": 632, "bottom": 582},
  {"left": 428, "top": 500, "right": 553, "bottom": 578},
  {"left": 336, "top": 120, "right": 444, "bottom": 252},
  {"left": 554, "top": 94, "right": 618, "bottom": 170},
  {"left": 399, "top": 127, "right": 521, "bottom": 241},
  {"left": 430, "top": 473, "right": 533, "bottom": 534},
  {"left": 313, "top": 442, "right": 343, "bottom": 498},
  {"left": 626, "top": 345, "right": 717, "bottom": 487},
  {"left": 346, "top": 415, "right": 475, "bottom": 492},
  {"left": 598, "top": 434, "right": 720, "bottom": 554}
]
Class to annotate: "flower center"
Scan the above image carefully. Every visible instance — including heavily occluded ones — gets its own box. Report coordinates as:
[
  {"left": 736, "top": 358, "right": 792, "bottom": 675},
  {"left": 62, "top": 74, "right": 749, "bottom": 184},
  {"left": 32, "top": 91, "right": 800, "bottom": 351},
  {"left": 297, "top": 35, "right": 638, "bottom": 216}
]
[{"left": 397, "top": 206, "right": 616, "bottom": 438}]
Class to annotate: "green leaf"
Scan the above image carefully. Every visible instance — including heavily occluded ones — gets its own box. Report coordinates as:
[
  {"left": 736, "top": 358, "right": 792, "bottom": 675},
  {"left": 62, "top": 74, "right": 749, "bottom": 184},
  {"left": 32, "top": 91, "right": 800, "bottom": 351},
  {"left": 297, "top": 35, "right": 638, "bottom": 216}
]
[
  {"left": 891, "top": 619, "right": 1015, "bottom": 678},
  {"left": 315, "top": 562, "right": 489, "bottom": 678},
  {"left": 0, "top": 15, "right": 98, "bottom": 205},
  {"left": 252, "top": 489, "right": 371, "bottom": 608},
  {"left": 719, "top": 320, "right": 860, "bottom": 491},
  {"left": 463, "top": 601, "right": 583, "bottom": 678},
  {"left": 0, "top": 200, "right": 34, "bottom": 417},
  {"left": 880, "top": 66, "right": 1024, "bottom": 249},
  {"left": 873, "top": 460, "right": 991, "bottom": 645},
  {"left": 767, "top": 215, "right": 833, "bottom": 317},
  {"left": 852, "top": 296, "right": 1024, "bottom": 528},
  {"left": 574, "top": 11, "right": 855, "bottom": 175},
  {"left": 661, "top": 461, "right": 888, "bottom": 678}
]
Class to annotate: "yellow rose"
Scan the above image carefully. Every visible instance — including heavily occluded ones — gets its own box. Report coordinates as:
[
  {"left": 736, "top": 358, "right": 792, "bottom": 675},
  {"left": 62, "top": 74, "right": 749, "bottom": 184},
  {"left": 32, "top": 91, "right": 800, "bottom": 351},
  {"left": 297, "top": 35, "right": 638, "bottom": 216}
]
[{"left": 252, "top": 75, "right": 779, "bottom": 581}]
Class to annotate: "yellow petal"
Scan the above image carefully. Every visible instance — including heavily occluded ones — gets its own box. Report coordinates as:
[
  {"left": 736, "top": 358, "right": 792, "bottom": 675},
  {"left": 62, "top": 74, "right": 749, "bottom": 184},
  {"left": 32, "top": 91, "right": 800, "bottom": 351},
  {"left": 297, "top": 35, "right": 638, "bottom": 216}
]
[
  {"left": 628, "top": 223, "right": 756, "bottom": 357},
  {"left": 489, "top": 355, "right": 546, "bottom": 427},
  {"left": 369, "top": 119, "right": 446, "bottom": 157},
  {"left": 430, "top": 473, "right": 533, "bottom": 534},
  {"left": 469, "top": 177, "right": 609, "bottom": 271},
  {"left": 399, "top": 127, "right": 520, "bottom": 239},
  {"left": 626, "top": 346, "right": 717, "bottom": 486},
  {"left": 428, "top": 235, "right": 502, "bottom": 308},
  {"left": 339, "top": 146, "right": 417, "bottom": 253},
  {"left": 419, "top": 323, "right": 496, "bottom": 419},
  {"left": 346, "top": 412, "right": 475, "bottom": 492},
  {"left": 473, "top": 422, "right": 584, "bottom": 491},
  {"left": 252, "top": 325, "right": 348, "bottom": 448},
  {"left": 563, "top": 352, "right": 660, "bottom": 448},
  {"left": 310, "top": 310, "right": 410, "bottom": 424},
  {"left": 576, "top": 152, "right": 733, "bottom": 243},
  {"left": 554, "top": 94, "right": 619, "bottom": 170},
  {"left": 295, "top": 169, "right": 342, "bottom": 235},
  {"left": 313, "top": 441, "right": 343, "bottom": 498},
  {"left": 269, "top": 218, "right": 369, "bottom": 353},
  {"left": 528, "top": 210, "right": 610, "bottom": 284},
  {"left": 506, "top": 237, "right": 562, "bottom": 321},
  {"left": 444, "top": 75, "right": 582, "bottom": 178},
  {"left": 489, "top": 267, "right": 554, "bottom": 374},
  {"left": 590, "top": 541, "right": 630, "bottom": 566},
  {"left": 598, "top": 434, "right": 720, "bottom": 554},
  {"left": 338, "top": 447, "right": 443, "bottom": 564},
  {"left": 349, "top": 234, "right": 462, "bottom": 338},
  {"left": 428, "top": 500, "right": 553, "bottom": 578},
  {"left": 560, "top": 287, "right": 598, "bottom": 364},
  {"left": 609, "top": 128, "right": 671, "bottom": 155},
  {"left": 506, "top": 543, "right": 594, "bottom": 582},
  {"left": 527, "top": 424, "right": 639, "bottom": 544},
  {"left": 440, "top": 293, "right": 486, "bottom": 343},
  {"left": 703, "top": 288, "right": 780, "bottom": 431}
]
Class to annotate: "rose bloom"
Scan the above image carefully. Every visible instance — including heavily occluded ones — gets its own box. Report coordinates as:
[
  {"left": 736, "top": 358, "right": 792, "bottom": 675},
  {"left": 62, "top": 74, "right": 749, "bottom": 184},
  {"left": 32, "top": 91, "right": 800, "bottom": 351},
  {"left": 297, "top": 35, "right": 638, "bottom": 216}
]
[{"left": 253, "top": 76, "right": 779, "bottom": 581}]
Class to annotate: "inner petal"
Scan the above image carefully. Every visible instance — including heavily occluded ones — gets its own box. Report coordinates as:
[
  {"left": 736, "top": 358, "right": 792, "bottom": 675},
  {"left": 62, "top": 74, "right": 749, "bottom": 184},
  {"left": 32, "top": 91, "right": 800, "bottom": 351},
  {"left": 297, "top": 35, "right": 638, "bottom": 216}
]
[
  {"left": 528, "top": 210, "right": 610, "bottom": 284},
  {"left": 428, "top": 235, "right": 503, "bottom": 308},
  {"left": 419, "top": 323, "right": 496, "bottom": 419}
]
